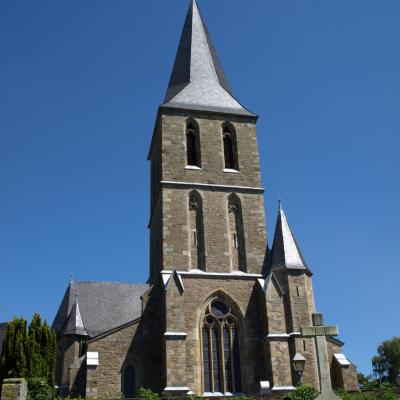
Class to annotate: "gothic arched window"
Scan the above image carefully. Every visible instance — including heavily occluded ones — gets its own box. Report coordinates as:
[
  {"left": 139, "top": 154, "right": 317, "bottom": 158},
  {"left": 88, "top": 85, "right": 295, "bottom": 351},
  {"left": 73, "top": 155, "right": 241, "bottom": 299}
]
[
  {"left": 222, "top": 124, "right": 238, "bottom": 170},
  {"left": 122, "top": 365, "right": 136, "bottom": 399},
  {"left": 188, "top": 190, "right": 206, "bottom": 271},
  {"left": 227, "top": 194, "right": 247, "bottom": 272},
  {"left": 202, "top": 299, "right": 242, "bottom": 394},
  {"left": 186, "top": 121, "right": 201, "bottom": 167}
]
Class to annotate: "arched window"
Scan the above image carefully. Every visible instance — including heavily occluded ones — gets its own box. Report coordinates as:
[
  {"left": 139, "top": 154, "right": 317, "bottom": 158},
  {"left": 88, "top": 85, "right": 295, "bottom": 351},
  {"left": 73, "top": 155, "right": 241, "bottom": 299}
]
[
  {"left": 188, "top": 191, "right": 206, "bottom": 270},
  {"left": 122, "top": 365, "right": 136, "bottom": 399},
  {"left": 227, "top": 194, "right": 247, "bottom": 272},
  {"left": 222, "top": 124, "right": 238, "bottom": 170},
  {"left": 186, "top": 121, "right": 201, "bottom": 167},
  {"left": 202, "top": 299, "right": 242, "bottom": 394}
]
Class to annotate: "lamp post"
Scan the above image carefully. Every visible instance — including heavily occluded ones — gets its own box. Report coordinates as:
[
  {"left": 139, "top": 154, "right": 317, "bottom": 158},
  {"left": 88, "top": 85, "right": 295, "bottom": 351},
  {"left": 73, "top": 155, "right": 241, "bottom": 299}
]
[
  {"left": 293, "top": 353, "right": 306, "bottom": 385},
  {"left": 396, "top": 373, "right": 400, "bottom": 386}
]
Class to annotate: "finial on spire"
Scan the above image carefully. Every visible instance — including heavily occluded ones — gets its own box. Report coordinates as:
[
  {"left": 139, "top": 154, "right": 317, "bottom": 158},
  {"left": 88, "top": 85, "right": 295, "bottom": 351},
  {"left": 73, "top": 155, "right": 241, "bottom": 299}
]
[
  {"left": 278, "top": 198, "right": 283, "bottom": 210},
  {"left": 69, "top": 273, "right": 73, "bottom": 284}
]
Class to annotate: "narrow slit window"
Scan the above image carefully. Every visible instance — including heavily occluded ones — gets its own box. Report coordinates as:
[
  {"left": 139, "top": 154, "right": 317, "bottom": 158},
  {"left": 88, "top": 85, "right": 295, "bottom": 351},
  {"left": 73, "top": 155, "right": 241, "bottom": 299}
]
[
  {"left": 186, "top": 122, "right": 201, "bottom": 167},
  {"left": 223, "top": 134, "right": 234, "bottom": 169}
]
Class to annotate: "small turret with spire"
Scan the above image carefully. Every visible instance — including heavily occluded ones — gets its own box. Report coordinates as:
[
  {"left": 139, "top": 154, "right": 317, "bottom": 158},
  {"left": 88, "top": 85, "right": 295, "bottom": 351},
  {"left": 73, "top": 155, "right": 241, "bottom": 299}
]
[{"left": 270, "top": 200, "right": 311, "bottom": 275}]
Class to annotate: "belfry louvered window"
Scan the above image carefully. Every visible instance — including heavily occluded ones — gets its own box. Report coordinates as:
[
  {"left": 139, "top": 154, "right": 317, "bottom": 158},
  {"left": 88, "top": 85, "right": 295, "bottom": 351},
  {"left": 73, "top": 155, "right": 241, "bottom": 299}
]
[
  {"left": 202, "top": 299, "right": 242, "bottom": 394},
  {"left": 186, "top": 122, "right": 201, "bottom": 167}
]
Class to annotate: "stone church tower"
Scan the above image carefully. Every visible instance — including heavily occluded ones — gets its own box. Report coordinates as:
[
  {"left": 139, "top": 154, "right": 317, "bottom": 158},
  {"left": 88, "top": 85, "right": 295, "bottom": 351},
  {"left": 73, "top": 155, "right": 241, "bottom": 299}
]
[{"left": 53, "top": 1, "right": 358, "bottom": 397}]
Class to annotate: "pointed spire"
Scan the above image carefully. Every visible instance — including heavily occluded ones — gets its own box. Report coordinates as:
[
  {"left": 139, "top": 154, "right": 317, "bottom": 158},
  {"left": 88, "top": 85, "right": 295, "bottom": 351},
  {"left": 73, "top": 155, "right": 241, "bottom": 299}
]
[
  {"left": 63, "top": 297, "right": 88, "bottom": 337},
  {"left": 163, "top": 0, "right": 254, "bottom": 116},
  {"left": 270, "top": 201, "right": 311, "bottom": 273}
]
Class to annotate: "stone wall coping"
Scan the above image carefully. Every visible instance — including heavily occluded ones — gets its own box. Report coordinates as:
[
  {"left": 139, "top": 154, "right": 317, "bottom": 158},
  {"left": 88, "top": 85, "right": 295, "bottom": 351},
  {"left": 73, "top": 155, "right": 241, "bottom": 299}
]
[
  {"left": 272, "top": 386, "right": 296, "bottom": 391},
  {"left": 164, "top": 331, "right": 188, "bottom": 337},
  {"left": 160, "top": 180, "right": 265, "bottom": 193},
  {"left": 164, "top": 386, "right": 191, "bottom": 392},
  {"left": 265, "top": 332, "right": 301, "bottom": 339}
]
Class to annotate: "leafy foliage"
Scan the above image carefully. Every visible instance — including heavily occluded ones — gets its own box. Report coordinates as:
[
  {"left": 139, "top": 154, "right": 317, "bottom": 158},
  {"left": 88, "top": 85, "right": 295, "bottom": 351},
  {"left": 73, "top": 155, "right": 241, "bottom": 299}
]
[
  {"left": 283, "top": 384, "right": 319, "bottom": 400},
  {"left": 27, "top": 377, "right": 53, "bottom": 400},
  {"left": 138, "top": 388, "right": 160, "bottom": 400},
  {"left": 372, "top": 337, "right": 400, "bottom": 385},
  {"left": 0, "top": 314, "right": 56, "bottom": 389},
  {"left": 370, "top": 383, "right": 398, "bottom": 400}
]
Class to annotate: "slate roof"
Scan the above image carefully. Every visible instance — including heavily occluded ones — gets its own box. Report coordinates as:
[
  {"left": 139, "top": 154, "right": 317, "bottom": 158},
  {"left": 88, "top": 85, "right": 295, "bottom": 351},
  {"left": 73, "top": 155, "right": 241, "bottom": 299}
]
[
  {"left": 63, "top": 299, "right": 88, "bottom": 337},
  {"left": 270, "top": 202, "right": 311, "bottom": 274},
  {"left": 0, "top": 322, "right": 7, "bottom": 353},
  {"left": 52, "top": 281, "right": 149, "bottom": 338},
  {"left": 162, "top": 0, "right": 255, "bottom": 117}
]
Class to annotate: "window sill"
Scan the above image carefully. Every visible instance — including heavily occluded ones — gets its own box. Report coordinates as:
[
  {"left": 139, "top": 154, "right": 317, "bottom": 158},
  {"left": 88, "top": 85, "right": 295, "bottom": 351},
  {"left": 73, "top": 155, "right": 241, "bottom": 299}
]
[
  {"left": 223, "top": 168, "right": 240, "bottom": 174},
  {"left": 185, "top": 165, "right": 202, "bottom": 170}
]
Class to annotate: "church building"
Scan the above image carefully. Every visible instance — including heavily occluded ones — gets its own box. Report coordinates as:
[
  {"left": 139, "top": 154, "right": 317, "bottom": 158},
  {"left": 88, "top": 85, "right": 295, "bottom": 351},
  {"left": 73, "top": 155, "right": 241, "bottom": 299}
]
[{"left": 53, "top": 1, "right": 358, "bottom": 397}]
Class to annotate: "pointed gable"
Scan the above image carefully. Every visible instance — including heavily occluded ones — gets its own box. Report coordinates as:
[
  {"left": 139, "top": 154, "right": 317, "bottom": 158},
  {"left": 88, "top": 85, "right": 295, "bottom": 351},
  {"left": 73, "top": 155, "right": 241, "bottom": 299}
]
[
  {"left": 163, "top": 0, "right": 254, "bottom": 116},
  {"left": 270, "top": 202, "right": 311, "bottom": 274}
]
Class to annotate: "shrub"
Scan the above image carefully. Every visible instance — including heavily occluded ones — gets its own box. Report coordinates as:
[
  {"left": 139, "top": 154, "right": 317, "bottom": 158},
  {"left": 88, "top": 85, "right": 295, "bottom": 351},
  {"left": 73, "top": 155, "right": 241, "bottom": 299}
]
[
  {"left": 27, "top": 377, "right": 53, "bottom": 400},
  {"left": 138, "top": 388, "right": 160, "bottom": 400},
  {"left": 370, "top": 383, "right": 397, "bottom": 400},
  {"left": 283, "top": 384, "right": 319, "bottom": 400}
]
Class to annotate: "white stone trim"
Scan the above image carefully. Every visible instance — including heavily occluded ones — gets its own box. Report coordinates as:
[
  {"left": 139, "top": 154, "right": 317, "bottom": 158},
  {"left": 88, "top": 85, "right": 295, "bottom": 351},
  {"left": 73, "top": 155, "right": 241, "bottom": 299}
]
[
  {"left": 223, "top": 168, "right": 240, "bottom": 174},
  {"left": 272, "top": 386, "right": 296, "bottom": 391},
  {"left": 164, "top": 331, "right": 188, "bottom": 338},
  {"left": 162, "top": 269, "right": 262, "bottom": 279},
  {"left": 185, "top": 165, "right": 202, "bottom": 170},
  {"left": 161, "top": 180, "right": 264, "bottom": 192},
  {"left": 203, "top": 392, "right": 225, "bottom": 397},
  {"left": 164, "top": 386, "right": 191, "bottom": 392},
  {"left": 266, "top": 332, "right": 301, "bottom": 339},
  {"left": 86, "top": 352, "right": 99, "bottom": 366}
]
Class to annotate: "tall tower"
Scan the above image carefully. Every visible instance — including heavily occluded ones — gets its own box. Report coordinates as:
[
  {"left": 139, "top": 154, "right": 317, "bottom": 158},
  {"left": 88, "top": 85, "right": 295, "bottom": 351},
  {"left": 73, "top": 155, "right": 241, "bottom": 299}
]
[
  {"left": 148, "top": 0, "right": 267, "bottom": 282},
  {"left": 148, "top": 0, "right": 269, "bottom": 395}
]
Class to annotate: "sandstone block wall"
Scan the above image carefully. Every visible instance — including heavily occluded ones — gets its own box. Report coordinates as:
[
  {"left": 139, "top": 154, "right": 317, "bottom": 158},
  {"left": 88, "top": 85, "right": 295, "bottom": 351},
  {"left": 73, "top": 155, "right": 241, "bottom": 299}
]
[{"left": 166, "top": 277, "right": 266, "bottom": 395}]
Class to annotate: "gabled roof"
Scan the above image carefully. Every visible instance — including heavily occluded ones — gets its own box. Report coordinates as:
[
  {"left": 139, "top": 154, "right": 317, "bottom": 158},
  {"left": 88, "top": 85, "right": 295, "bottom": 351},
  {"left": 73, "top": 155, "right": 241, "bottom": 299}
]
[
  {"left": 52, "top": 281, "right": 149, "bottom": 338},
  {"left": 270, "top": 202, "right": 311, "bottom": 274},
  {"left": 162, "top": 0, "right": 255, "bottom": 117},
  {"left": 62, "top": 299, "right": 88, "bottom": 337},
  {"left": 0, "top": 322, "right": 8, "bottom": 353}
]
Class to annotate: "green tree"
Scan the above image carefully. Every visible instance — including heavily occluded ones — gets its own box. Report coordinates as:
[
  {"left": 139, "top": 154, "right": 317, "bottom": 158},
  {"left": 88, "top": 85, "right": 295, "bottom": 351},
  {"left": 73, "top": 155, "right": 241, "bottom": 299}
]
[
  {"left": 0, "top": 318, "right": 28, "bottom": 379},
  {"left": 0, "top": 314, "right": 56, "bottom": 389},
  {"left": 372, "top": 337, "right": 400, "bottom": 385}
]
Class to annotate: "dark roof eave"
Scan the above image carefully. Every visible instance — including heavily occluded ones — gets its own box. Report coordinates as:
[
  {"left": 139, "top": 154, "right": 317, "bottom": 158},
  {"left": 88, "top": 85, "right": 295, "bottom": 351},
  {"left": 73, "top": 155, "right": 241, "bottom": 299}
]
[{"left": 160, "top": 102, "right": 258, "bottom": 121}]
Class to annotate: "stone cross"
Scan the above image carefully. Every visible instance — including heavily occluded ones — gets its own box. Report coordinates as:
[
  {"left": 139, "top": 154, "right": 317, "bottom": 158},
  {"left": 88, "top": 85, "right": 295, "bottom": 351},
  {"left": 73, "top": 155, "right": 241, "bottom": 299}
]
[{"left": 301, "top": 313, "right": 341, "bottom": 400}]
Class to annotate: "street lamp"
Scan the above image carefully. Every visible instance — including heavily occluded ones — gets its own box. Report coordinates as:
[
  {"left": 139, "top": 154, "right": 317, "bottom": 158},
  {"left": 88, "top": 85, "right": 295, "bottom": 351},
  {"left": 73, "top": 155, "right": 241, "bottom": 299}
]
[
  {"left": 293, "top": 353, "right": 306, "bottom": 385},
  {"left": 396, "top": 373, "right": 400, "bottom": 386}
]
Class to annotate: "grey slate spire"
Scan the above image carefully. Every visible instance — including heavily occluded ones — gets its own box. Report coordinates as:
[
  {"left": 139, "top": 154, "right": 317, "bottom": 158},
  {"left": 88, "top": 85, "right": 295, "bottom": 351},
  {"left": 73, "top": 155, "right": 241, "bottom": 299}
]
[
  {"left": 63, "top": 297, "right": 88, "bottom": 337},
  {"left": 270, "top": 202, "right": 311, "bottom": 274},
  {"left": 162, "top": 0, "right": 254, "bottom": 116}
]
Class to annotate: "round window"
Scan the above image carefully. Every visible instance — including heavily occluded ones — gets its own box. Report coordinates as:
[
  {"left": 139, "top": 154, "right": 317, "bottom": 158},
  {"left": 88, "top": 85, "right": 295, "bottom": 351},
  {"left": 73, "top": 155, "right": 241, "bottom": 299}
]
[{"left": 210, "top": 300, "right": 229, "bottom": 317}]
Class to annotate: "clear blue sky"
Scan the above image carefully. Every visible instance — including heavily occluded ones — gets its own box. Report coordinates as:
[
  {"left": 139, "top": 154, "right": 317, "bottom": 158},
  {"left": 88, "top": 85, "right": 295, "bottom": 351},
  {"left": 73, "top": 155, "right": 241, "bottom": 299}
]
[{"left": 1, "top": 0, "right": 399, "bottom": 376}]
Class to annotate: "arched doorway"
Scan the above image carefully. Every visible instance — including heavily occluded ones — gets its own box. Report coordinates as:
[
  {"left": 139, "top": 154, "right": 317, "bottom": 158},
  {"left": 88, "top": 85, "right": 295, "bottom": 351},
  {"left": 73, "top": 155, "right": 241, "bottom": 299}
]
[{"left": 122, "top": 364, "right": 136, "bottom": 398}]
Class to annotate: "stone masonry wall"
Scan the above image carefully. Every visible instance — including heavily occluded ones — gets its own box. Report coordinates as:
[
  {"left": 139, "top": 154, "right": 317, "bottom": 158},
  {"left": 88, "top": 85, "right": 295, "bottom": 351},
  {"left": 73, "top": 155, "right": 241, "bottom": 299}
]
[
  {"left": 86, "top": 322, "right": 140, "bottom": 398},
  {"left": 177, "top": 277, "right": 265, "bottom": 395},
  {"left": 327, "top": 340, "right": 359, "bottom": 392},
  {"left": 154, "top": 109, "right": 268, "bottom": 276},
  {"left": 160, "top": 111, "right": 262, "bottom": 189},
  {"left": 161, "top": 188, "right": 266, "bottom": 274}
]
